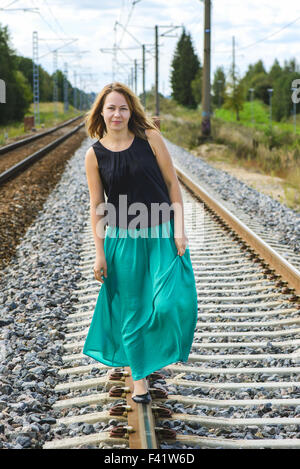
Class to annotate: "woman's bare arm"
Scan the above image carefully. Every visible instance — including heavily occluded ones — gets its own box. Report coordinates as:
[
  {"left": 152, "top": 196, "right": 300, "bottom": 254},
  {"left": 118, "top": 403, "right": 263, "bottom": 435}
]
[{"left": 85, "top": 147, "right": 106, "bottom": 257}]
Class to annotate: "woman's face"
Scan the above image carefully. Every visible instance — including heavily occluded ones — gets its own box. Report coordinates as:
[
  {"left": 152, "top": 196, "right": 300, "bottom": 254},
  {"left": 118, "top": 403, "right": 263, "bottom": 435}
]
[{"left": 101, "top": 91, "right": 131, "bottom": 132}]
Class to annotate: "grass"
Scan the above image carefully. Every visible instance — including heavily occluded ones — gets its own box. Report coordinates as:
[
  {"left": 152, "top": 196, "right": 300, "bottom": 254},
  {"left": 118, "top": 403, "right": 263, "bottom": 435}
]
[
  {"left": 215, "top": 100, "right": 300, "bottom": 136},
  {"left": 0, "top": 102, "right": 81, "bottom": 145}
]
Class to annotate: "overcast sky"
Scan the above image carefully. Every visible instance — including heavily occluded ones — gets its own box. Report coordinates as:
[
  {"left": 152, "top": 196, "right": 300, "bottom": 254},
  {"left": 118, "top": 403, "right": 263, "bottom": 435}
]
[{"left": 1, "top": 0, "right": 300, "bottom": 96}]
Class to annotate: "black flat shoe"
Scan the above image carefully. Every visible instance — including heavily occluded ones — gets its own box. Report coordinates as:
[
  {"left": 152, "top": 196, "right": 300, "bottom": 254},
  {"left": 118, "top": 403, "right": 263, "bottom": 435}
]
[{"left": 131, "top": 391, "right": 152, "bottom": 404}]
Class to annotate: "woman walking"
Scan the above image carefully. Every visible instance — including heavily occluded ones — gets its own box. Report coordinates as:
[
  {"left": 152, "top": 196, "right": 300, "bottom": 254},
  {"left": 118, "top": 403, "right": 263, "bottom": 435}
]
[{"left": 82, "top": 82, "right": 198, "bottom": 404}]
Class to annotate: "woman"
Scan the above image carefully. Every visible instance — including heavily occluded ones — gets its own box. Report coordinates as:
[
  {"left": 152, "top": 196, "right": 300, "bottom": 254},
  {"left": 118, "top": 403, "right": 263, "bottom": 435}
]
[{"left": 82, "top": 82, "right": 198, "bottom": 404}]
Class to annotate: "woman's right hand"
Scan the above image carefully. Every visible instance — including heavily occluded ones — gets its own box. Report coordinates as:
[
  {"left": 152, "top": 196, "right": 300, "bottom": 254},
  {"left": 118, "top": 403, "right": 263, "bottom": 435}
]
[{"left": 93, "top": 255, "right": 107, "bottom": 283}]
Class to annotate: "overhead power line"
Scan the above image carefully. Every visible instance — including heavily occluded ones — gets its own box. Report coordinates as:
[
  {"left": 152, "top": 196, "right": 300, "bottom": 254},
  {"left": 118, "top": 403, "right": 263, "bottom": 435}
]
[{"left": 214, "top": 14, "right": 300, "bottom": 54}]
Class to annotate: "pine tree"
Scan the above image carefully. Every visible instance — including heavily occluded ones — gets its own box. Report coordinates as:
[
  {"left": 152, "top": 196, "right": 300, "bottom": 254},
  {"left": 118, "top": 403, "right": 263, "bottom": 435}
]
[{"left": 170, "top": 28, "right": 201, "bottom": 109}]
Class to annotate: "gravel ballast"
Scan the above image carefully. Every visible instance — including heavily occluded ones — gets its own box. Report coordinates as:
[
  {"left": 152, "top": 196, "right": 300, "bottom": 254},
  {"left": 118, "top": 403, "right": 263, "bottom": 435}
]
[{"left": 0, "top": 135, "right": 299, "bottom": 449}]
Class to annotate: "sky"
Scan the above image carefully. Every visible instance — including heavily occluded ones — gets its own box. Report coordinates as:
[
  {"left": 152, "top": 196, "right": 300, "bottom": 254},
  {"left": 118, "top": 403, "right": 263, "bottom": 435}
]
[{"left": 1, "top": 0, "right": 300, "bottom": 97}]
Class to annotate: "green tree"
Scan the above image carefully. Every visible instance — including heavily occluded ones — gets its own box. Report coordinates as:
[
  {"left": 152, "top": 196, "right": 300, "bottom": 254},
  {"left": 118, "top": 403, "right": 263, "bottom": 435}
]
[
  {"left": 0, "top": 23, "right": 31, "bottom": 124},
  {"left": 39, "top": 67, "right": 53, "bottom": 102},
  {"left": 240, "top": 60, "right": 269, "bottom": 103},
  {"left": 16, "top": 55, "right": 56, "bottom": 102},
  {"left": 170, "top": 28, "right": 201, "bottom": 109},
  {"left": 283, "top": 57, "right": 300, "bottom": 74},
  {"left": 0, "top": 23, "right": 16, "bottom": 123},
  {"left": 212, "top": 66, "right": 226, "bottom": 108},
  {"left": 269, "top": 58, "right": 282, "bottom": 83},
  {"left": 272, "top": 71, "right": 300, "bottom": 122},
  {"left": 242, "top": 60, "right": 267, "bottom": 85},
  {"left": 12, "top": 70, "right": 32, "bottom": 119},
  {"left": 191, "top": 68, "right": 202, "bottom": 106},
  {"left": 223, "top": 64, "right": 245, "bottom": 121},
  {"left": 248, "top": 72, "right": 272, "bottom": 105}
]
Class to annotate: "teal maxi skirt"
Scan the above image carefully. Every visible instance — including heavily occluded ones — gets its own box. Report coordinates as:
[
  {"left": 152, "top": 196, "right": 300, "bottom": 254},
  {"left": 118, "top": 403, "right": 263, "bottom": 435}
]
[{"left": 82, "top": 217, "right": 198, "bottom": 381}]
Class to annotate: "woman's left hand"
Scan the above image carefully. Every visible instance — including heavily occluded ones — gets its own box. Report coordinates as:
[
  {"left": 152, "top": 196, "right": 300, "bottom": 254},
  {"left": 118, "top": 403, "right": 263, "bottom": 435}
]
[{"left": 174, "top": 234, "right": 189, "bottom": 256}]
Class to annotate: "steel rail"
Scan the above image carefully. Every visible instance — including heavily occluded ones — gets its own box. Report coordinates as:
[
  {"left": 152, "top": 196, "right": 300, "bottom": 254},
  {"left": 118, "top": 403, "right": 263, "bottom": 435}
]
[
  {"left": 0, "top": 115, "right": 84, "bottom": 155},
  {"left": 0, "top": 121, "right": 85, "bottom": 185}
]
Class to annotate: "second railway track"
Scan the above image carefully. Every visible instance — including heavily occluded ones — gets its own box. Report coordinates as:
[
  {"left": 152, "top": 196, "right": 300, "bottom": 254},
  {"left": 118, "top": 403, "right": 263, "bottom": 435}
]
[
  {"left": 43, "top": 166, "right": 300, "bottom": 450},
  {"left": 0, "top": 116, "right": 85, "bottom": 185}
]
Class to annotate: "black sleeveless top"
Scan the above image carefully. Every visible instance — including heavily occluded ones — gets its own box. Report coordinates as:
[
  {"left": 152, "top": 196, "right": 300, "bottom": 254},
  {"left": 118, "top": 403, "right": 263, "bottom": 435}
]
[{"left": 92, "top": 134, "right": 175, "bottom": 229}]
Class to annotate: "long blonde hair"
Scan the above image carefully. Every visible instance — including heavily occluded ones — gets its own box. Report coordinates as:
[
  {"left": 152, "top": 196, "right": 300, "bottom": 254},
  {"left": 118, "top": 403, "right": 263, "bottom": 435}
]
[{"left": 85, "top": 82, "right": 159, "bottom": 140}]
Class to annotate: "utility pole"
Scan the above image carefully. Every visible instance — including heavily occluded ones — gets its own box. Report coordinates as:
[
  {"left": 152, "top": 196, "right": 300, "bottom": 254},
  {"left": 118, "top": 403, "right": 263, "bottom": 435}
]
[
  {"left": 249, "top": 88, "right": 254, "bottom": 125},
  {"left": 53, "top": 50, "right": 58, "bottom": 119},
  {"left": 268, "top": 88, "right": 273, "bottom": 132},
  {"left": 79, "top": 75, "right": 83, "bottom": 111},
  {"left": 155, "top": 25, "right": 159, "bottom": 116},
  {"left": 291, "top": 86, "right": 297, "bottom": 135},
  {"left": 217, "top": 79, "right": 222, "bottom": 108},
  {"left": 134, "top": 59, "right": 137, "bottom": 94},
  {"left": 142, "top": 44, "right": 146, "bottom": 107},
  {"left": 64, "top": 62, "right": 69, "bottom": 113},
  {"left": 32, "top": 31, "right": 40, "bottom": 127},
  {"left": 201, "top": 0, "right": 211, "bottom": 137},
  {"left": 73, "top": 71, "right": 77, "bottom": 109},
  {"left": 131, "top": 67, "right": 134, "bottom": 89},
  {"left": 232, "top": 36, "right": 236, "bottom": 91}
]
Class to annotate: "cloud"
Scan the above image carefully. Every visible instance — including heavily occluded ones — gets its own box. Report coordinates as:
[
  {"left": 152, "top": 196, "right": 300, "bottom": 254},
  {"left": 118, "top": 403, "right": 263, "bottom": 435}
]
[{"left": 1, "top": 0, "right": 299, "bottom": 96}]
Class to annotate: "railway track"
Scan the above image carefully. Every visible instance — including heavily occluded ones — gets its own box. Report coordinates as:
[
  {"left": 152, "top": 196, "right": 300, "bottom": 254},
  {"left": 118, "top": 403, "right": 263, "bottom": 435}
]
[
  {"left": 43, "top": 165, "right": 300, "bottom": 450},
  {"left": 0, "top": 116, "right": 85, "bottom": 185},
  {"left": 0, "top": 115, "right": 83, "bottom": 155}
]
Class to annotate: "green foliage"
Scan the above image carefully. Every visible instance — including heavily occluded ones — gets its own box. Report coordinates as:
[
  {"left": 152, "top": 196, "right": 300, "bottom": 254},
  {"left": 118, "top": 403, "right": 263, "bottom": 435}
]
[
  {"left": 240, "top": 58, "right": 300, "bottom": 123},
  {"left": 15, "top": 56, "right": 32, "bottom": 87},
  {"left": 0, "top": 23, "right": 31, "bottom": 124},
  {"left": 216, "top": 99, "right": 268, "bottom": 125},
  {"left": 170, "top": 28, "right": 201, "bottom": 109},
  {"left": 243, "top": 60, "right": 267, "bottom": 82},
  {"left": 248, "top": 73, "right": 272, "bottom": 105},
  {"left": 16, "top": 55, "right": 53, "bottom": 102},
  {"left": 191, "top": 68, "right": 202, "bottom": 106},
  {"left": 272, "top": 70, "right": 300, "bottom": 122},
  {"left": 0, "top": 101, "right": 80, "bottom": 144},
  {"left": 0, "top": 22, "right": 91, "bottom": 125},
  {"left": 269, "top": 58, "right": 283, "bottom": 82},
  {"left": 212, "top": 66, "right": 226, "bottom": 108},
  {"left": 13, "top": 70, "right": 32, "bottom": 119},
  {"left": 223, "top": 75, "right": 245, "bottom": 121}
]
